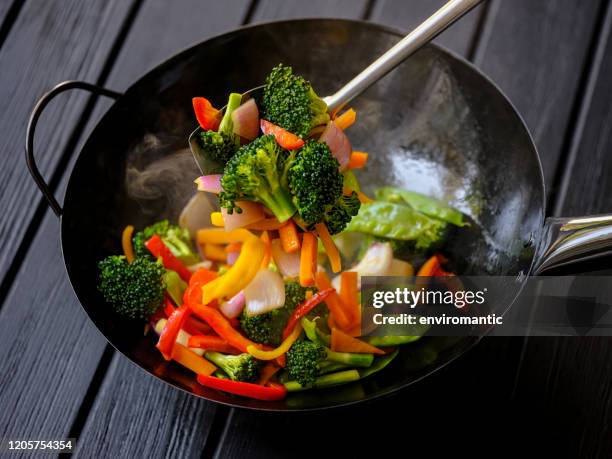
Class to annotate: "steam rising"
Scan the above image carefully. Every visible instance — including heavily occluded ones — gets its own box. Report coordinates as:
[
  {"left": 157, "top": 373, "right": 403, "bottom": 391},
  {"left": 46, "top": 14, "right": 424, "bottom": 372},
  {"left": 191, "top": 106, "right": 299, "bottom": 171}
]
[{"left": 125, "top": 133, "right": 200, "bottom": 220}]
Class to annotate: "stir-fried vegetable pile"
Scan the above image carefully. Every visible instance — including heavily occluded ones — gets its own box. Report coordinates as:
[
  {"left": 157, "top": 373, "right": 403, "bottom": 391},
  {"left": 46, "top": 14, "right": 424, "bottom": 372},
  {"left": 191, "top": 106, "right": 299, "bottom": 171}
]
[{"left": 96, "top": 64, "right": 465, "bottom": 401}]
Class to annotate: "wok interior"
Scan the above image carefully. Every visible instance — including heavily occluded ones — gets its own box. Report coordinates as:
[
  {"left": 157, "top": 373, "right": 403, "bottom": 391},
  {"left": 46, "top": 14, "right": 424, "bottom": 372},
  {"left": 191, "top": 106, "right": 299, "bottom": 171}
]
[{"left": 62, "top": 20, "right": 544, "bottom": 410}]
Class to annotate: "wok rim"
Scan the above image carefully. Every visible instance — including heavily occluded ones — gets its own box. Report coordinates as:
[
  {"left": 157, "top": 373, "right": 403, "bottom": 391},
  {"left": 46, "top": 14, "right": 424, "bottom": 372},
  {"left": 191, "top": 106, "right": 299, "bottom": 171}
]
[{"left": 59, "top": 17, "right": 545, "bottom": 412}]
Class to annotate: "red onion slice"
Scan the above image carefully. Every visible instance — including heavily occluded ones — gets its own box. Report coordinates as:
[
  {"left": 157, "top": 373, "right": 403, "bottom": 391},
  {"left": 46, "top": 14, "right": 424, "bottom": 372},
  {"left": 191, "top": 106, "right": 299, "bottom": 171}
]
[
  {"left": 195, "top": 174, "right": 222, "bottom": 194},
  {"left": 319, "top": 121, "right": 351, "bottom": 171},
  {"left": 220, "top": 291, "right": 246, "bottom": 319},
  {"left": 231, "top": 99, "right": 259, "bottom": 141}
]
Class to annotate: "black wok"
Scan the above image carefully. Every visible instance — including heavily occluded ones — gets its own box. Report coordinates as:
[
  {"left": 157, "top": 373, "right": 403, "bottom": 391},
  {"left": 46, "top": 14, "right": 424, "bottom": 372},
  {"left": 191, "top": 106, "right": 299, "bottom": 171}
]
[{"left": 26, "top": 19, "right": 612, "bottom": 411}]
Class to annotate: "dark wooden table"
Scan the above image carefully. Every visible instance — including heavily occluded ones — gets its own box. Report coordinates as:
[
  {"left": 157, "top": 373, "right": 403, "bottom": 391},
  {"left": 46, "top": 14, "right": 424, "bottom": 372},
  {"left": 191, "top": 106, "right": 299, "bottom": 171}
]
[{"left": 0, "top": 0, "right": 611, "bottom": 457}]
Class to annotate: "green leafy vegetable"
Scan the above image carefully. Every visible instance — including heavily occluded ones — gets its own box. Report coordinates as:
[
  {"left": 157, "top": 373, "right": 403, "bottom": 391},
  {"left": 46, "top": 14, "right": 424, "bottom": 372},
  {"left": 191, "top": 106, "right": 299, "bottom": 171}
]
[
  {"left": 375, "top": 187, "right": 464, "bottom": 227},
  {"left": 346, "top": 201, "right": 447, "bottom": 249}
]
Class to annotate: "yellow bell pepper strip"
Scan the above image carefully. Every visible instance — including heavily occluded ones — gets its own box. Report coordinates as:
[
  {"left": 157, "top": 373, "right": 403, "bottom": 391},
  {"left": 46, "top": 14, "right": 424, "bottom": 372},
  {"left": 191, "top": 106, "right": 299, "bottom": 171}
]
[
  {"left": 247, "top": 322, "right": 302, "bottom": 361},
  {"left": 172, "top": 343, "right": 217, "bottom": 376},
  {"left": 121, "top": 225, "right": 135, "bottom": 263},
  {"left": 203, "top": 243, "right": 226, "bottom": 262},
  {"left": 197, "top": 228, "right": 255, "bottom": 245},
  {"left": 282, "top": 288, "right": 334, "bottom": 340},
  {"left": 210, "top": 212, "right": 225, "bottom": 227},
  {"left": 315, "top": 222, "right": 341, "bottom": 273},
  {"left": 197, "top": 375, "right": 287, "bottom": 401},
  {"left": 201, "top": 235, "right": 264, "bottom": 304},
  {"left": 189, "top": 303, "right": 259, "bottom": 353}
]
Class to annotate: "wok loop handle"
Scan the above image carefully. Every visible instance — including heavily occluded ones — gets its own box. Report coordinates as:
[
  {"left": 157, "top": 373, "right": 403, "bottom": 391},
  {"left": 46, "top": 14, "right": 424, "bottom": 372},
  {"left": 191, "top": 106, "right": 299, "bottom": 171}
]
[
  {"left": 25, "top": 80, "right": 123, "bottom": 217},
  {"left": 535, "top": 215, "right": 612, "bottom": 274},
  {"left": 323, "top": 0, "right": 484, "bottom": 112}
]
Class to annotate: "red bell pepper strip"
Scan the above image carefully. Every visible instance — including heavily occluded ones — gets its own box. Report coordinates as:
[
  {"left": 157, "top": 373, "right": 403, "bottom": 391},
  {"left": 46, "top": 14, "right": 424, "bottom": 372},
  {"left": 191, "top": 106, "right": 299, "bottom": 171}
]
[
  {"left": 164, "top": 297, "right": 176, "bottom": 317},
  {"left": 157, "top": 304, "right": 191, "bottom": 360},
  {"left": 183, "top": 268, "right": 218, "bottom": 305},
  {"left": 145, "top": 235, "right": 192, "bottom": 282},
  {"left": 192, "top": 97, "right": 221, "bottom": 131},
  {"left": 189, "top": 303, "right": 259, "bottom": 353},
  {"left": 197, "top": 375, "right": 287, "bottom": 401},
  {"left": 183, "top": 317, "right": 212, "bottom": 336},
  {"left": 260, "top": 119, "right": 304, "bottom": 150},
  {"left": 188, "top": 334, "right": 241, "bottom": 354},
  {"left": 282, "top": 288, "right": 334, "bottom": 340}
]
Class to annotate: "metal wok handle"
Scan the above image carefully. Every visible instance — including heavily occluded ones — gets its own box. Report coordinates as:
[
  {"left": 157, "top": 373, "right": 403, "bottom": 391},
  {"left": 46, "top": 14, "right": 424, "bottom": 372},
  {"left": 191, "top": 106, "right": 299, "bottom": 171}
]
[
  {"left": 323, "top": 0, "right": 483, "bottom": 112},
  {"left": 25, "top": 80, "right": 122, "bottom": 217},
  {"left": 534, "top": 215, "right": 612, "bottom": 274}
]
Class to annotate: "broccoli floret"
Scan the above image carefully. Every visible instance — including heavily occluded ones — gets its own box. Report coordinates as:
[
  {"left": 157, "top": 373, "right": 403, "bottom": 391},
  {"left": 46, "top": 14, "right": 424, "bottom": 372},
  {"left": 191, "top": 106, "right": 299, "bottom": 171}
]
[
  {"left": 205, "top": 351, "right": 260, "bottom": 382},
  {"left": 239, "top": 280, "right": 321, "bottom": 346},
  {"left": 197, "top": 130, "right": 238, "bottom": 165},
  {"left": 219, "top": 135, "right": 296, "bottom": 222},
  {"left": 98, "top": 255, "right": 165, "bottom": 319},
  {"left": 286, "top": 340, "right": 327, "bottom": 386},
  {"left": 133, "top": 220, "right": 199, "bottom": 265},
  {"left": 262, "top": 64, "right": 330, "bottom": 138},
  {"left": 287, "top": 141, "right": 343, "bottom": 228},
  {"left": 324, "top": 191, "right": 361, "bottom": 235}
]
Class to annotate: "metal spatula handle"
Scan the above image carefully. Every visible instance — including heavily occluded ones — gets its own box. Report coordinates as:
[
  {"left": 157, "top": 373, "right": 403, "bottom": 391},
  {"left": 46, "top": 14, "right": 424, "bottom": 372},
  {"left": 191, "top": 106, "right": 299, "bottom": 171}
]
[{"left": 323, "top": 0, "right": 483, "bottom": 112}]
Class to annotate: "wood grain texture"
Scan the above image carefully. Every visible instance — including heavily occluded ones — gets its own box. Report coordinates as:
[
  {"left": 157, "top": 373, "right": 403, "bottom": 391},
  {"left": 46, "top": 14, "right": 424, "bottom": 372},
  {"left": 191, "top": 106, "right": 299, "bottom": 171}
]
[
  {"left": 74, "top": 354, "right": 218, "bottom": 458},
  {"left": 473, "top": 0, "right": 604, "bottom": 191},
  {"left": 0, "top": 214, "right": 108, "bottom": 449},
  {"left": 252, "top": 0, "right": 369, "bottom": 21},
  {"left": 0, "top": 0, "right": 135, "bottom": 293},
  {"left": 512, "top": 6, "right": 612, "bottom": 458},
  {"left": 369, "top": 0, "right": 485, "bottom": 57}
]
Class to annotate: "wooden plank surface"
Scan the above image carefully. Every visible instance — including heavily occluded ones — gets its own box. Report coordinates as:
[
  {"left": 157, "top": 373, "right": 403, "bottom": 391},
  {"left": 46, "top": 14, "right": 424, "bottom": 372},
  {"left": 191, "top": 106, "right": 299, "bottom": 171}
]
[
  {"left": 74, "top": 355, "right": 218, "bottom": 458},
  {"left": 0, "top": 0, "right": 136, "bottom": 296},
  {"left": 511, "top": 5, "right": 612, "bottom": 457},
  {"left": 0, "top": 0, "right": 136, "bottom": 450},
  {"left": 252, "top": 0, "right": 370, "bottom": 21},
  {"left": 370, "top": 0, "right": 485, "bottom": 56},
  {"left": 473, "top": 0, "right": 605, "bottom": 192}
]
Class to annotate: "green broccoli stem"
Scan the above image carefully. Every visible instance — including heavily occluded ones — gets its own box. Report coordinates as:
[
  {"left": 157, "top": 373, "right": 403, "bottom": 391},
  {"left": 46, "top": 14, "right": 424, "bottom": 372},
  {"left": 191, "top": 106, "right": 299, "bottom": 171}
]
[
  {"left": 284, "top": 369, "right": 360, "bottom": 392},
  {"left": 259, "top": 187, "right": 296, "bottom": 223},
  {"left": 325, "top": 349, "right": 373, "bottom": 368},
  {"left": 363, "top": 335, "right": 422, "bottom": 347},
  {"left": 218, "top": 93, "right": 242, "bottom": 144}
]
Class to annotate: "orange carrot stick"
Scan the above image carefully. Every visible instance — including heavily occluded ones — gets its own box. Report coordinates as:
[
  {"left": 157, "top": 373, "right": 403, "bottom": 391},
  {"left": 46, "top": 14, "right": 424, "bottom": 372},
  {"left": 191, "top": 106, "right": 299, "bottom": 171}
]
[
  {"left": 260, "top": 231, "right": 272, "bottom": 269},
  {"left": 340, "top": 271, "right": 360, "bottom": 335},
  {"left": 299, "top": 232, "right": 318, "bottom": 287},
  {"left": 122, "top": 225, "right": 135, "bottom": 263},
  {"left": 225, "top": 242, "right": 242, "bottom": 253},
  {"left": 315, "top": 223, "right": 341, "bottom": 273},
  {"left": 333, "top": 108, "right": 356, "bottom": 130},
  {"left": 348, "top": 151, "right": 368, "bottom": 169},
  {"left": 278, "top": 220, "right": 301, "bottom": 253},
  {"left": 330, "top": 327, "right": 384, "bottom": 355},
  {"left": 314, "top": 271, "right": 353, "bottom": 330}
]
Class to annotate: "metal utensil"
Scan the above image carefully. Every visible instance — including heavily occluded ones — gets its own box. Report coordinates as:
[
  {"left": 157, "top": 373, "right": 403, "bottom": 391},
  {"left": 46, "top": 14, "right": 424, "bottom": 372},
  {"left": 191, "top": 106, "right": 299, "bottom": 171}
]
[{"left": 189, "top": 0, "right": 483, "bottom": 173}]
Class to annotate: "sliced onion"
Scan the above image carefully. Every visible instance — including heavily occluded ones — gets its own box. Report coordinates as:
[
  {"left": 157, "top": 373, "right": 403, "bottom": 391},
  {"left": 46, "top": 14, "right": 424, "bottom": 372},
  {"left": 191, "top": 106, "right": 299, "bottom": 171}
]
[
  {"left": 179, "top": 192, "right": 217, "bottom": 237},
  {"left": 244, "top": 268, "right": 285, "bottom": 316},
  {"left": 220, "top": 291, "right": 246, "bottom": 319},
  {"left": 222, "top": 201, "right": 265, "bottom": 231},
  {"left": 232, "top": 99, "right": 259, "bottom": 141},
  {"left": 226, "top": 250, "right": 239, "bottom": 266},
  {"left": 187, "top": 260, "right": 213, "bottom": 273},
  {"left": 320, "top": 121, "right": 351, "bottom": 171},
  {"left": 271, "top": 239, "right": 300, "bottom": 278},
  {"left": 333, "top": 242, "right": 394, "bottom": 289},
  {"left": 194, "top": 174, "right": 222, "bottom": 194}
]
